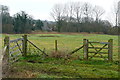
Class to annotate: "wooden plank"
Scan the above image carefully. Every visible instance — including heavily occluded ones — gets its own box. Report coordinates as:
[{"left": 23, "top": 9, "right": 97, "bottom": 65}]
[
  {"left": 89, "top": 56, "right": 104, "bottom": 58},
  {"left": 9, "top": 49, "right": 20, "bottom": 55},
  {"left": 10, "top": 45, "right": 18, "bottom": 50},
  {"left": 89, "top": 42, "right": 109, "bottom": 44},
  {"left": 12, "top": 52, "right": 22, "bottom": 58},
  {"left": 10, "top": 38, "right": 23, "bottom": 43},
  {"left": 88, "top": 47, "right": 108, "bottom": 49},
  {"left": 100, "top": 42, "right": 109, "bottom": 44},
  {"left": 9, "top": 53, "right": 21, "bottom": 63},
  {"left": 9, "top": 53, "right": 22, "bottom": 63},
  {"left": 88, "top": 52, "right": 108, "bottom": 54},
  {"left": 89, "top": 41, "right": 101, "bottom": 43},
  {"left": 10, "top": 43, "right": 22, "bottom": 50}
]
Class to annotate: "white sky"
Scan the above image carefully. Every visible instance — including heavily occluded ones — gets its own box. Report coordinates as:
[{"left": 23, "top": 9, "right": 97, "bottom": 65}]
[{"left": 0, "top": 0, "right": 118, "bottom": 25}]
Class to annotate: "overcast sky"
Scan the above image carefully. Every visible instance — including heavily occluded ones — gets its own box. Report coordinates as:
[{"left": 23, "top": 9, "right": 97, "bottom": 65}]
[{"left": 0, "top": 0, "right": 118, "bottom": 25}]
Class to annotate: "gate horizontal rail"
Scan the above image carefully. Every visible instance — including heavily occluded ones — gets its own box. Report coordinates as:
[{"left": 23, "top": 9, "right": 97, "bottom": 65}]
[
  {"left": 10, "top": 38, "right": 23, "bottom": 43},
  {"left": 10, "top": 43, "right": 22, "bottom": 50},
  {"left": 89, "top": 41, "right": 109, "bottom": 44},
  {"left": 88, "top": 47, "right": 108, "bottom": 49}
]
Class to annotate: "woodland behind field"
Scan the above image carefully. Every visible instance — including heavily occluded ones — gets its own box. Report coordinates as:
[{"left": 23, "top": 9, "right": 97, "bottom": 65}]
[{"left": 1, "top": 2, "right": 119, "bottom": 34}]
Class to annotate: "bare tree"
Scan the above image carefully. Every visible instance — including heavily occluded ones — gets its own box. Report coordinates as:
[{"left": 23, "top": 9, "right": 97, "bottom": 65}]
[
  {"left": 73, "top": 2, "right": 83, "bottom": 23},
  {"left": 50, "top": 4, "right": 65, "bottom": 32},
  {"left": 1, "top": 5, "right": 9, "bottom": 13},
  {"left": 64, "top": 2, "right": 75, "bottom": 22},
  {"left": 118, "top": 1, "right": 120, "bottom": 26},
  {"left": 112, "top": 0, "right": 119, "bottom": 27},
  {"left": 50, "top": 2, "right": 110, "bottom": 33},
  {"left": 82, "top": 2, "right": 93, "bottom": 19},
  {"left": 93, "top": 5, "right": 105, "bottom": 22},
  {"left": 50, "top": 4, "right": 65, "bottom": 22}
]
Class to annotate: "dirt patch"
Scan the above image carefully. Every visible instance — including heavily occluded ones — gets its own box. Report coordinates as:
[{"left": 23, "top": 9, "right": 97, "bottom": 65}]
[
  {"left": 8, "top": 70, "right": 38, "bottom": 78},
  {"left": 39, "top": 35, "right": 60, "bottom": 37}
]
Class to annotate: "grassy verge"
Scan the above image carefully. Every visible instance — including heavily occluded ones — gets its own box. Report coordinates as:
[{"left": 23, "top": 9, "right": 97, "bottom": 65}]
[{"left": 8, "top": 55, "right": 118, "bottom": 78}]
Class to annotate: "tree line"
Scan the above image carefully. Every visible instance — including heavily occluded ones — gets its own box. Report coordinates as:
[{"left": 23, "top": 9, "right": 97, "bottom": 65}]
[
  {"left": 1, "top": 5, "right": 43, "bottom": 33},
  {"left": 50, "top": 2, "right": 118, "bottom": 34},
  {"left": 1, "top": 2, "right": 118, "bottom": 34}
]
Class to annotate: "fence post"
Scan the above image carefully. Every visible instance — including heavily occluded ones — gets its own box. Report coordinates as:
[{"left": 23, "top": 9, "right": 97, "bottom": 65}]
[
  {"left": 22, "top": 35, "right": 27, "bottom": 57},
  {"left": 55, "top": 40, "right": 58, "bottom": 52},
  {"left": 83, "top": 39, "right": 88, "bottom": 60},
  {"left": 108, "top": 39, "right": 113, "bottom": 61},
  {"left": 3, "top": 36, "right": 10, "bottom": 77},
  {"left": 4, "top": 36, "right": 10, "bottom": 63}
]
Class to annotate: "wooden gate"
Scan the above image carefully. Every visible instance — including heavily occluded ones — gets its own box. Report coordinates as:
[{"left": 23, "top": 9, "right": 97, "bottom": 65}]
[
  {"left": 83, "top": 39, "right": 113, "bottom": 61},
  {"left": 2, "top": 35, "right": 27, "bottom": 77},
  {"left": 4, "top": 36, "right": 24, "bottom": 63},
  {"left": 3, "top": 35, "right": 29, "bottom": 64},
  {"left": 3, "top": 35, "right": 47, "bottom": 64},
  {"left": 2, "top": 35, "right": 48, "bottom": 77}
]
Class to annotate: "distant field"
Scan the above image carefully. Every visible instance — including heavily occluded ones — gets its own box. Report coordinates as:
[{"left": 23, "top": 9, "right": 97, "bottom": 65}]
[{"left": 1, "top": 33, "right": 119, "bottom": 78}]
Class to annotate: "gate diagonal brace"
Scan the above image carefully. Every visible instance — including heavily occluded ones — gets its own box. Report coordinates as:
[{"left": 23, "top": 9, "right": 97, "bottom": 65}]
[
  {"left": 69, "top": 45, "right": 84, "bottom": 55},
  {"left": 27, "top": 39, "right": 48, "bottom": 56},
  {"left": 89, "top": 42, "right": 103, "bottom": 57},
  {"left": 16, "top": 41, "right": 23, "bottom": 54},
  {"left": 90, "top": 44, "right": 107, "bottom": 58}
]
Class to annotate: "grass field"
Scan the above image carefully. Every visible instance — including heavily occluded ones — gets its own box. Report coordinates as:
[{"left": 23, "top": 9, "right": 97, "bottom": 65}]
[{"left": 1, "top": 33, "right": 119, "bottom": 78}]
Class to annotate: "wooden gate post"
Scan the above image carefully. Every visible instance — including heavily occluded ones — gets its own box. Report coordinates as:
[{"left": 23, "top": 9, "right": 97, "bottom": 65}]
[
  {"left": 3, "top": 36, "right": 10, "bottom": 77},
  {"left": 55, "top": 40, "right": 58, "bottom": 52},
  {"left": 83, "top": 39, "right": 88, "bottom": 60},
  {"left": 22, "top": 35, "right": 27, "bottom": 57},
  {"left": 4, "top": 36, "right": 10, "bottom": 63},
  {"left": 108, "top": 39, "right": 113, "bottom": 61}
]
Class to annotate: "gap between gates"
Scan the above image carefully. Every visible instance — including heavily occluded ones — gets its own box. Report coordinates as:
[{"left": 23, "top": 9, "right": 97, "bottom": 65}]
[{"left": 2, "top": 34, "right": 113, "bottom": 65}]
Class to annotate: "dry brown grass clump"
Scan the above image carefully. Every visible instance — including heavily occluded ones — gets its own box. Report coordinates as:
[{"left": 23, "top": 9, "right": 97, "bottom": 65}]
[
  {"left": 49, "top": 51, "right": 80, "bottom": 60},
  {"left": 49, "top": 51, "right": 71, "bottom": 59}
]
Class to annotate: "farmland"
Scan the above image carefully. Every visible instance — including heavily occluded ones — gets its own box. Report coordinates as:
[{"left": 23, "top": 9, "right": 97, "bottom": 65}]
[{"left": 1, "top": 33, "right": 119, "bottom": 78}]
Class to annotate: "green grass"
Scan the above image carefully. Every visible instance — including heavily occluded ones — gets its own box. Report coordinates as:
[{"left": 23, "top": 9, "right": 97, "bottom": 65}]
[
  {"left": 9, "top": 56, "right": 118, "bottom": 78},
  {"left": 1, "top": 33, "right": 119, "bottom": 78}
]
